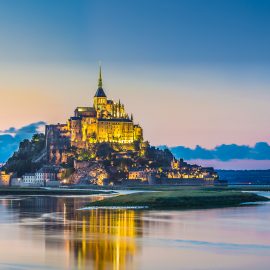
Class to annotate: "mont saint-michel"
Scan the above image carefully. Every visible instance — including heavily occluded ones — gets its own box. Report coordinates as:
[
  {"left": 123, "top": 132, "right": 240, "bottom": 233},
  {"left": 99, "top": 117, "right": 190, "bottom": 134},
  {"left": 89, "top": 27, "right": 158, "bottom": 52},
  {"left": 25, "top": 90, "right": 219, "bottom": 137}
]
[
  {"left": 2, "top": 68, "right": 219, "bottom": 187},
  {"left": 1, "top": 2, "right": 270, "bottom": 270}
]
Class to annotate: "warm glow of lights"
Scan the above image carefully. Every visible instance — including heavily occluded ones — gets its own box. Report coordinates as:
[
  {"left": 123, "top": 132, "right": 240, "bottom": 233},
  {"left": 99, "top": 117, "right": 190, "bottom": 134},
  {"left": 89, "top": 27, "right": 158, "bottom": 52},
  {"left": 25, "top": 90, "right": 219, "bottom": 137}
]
[{"left": 63, "top": 210, "right": 141, "bottom": 270}]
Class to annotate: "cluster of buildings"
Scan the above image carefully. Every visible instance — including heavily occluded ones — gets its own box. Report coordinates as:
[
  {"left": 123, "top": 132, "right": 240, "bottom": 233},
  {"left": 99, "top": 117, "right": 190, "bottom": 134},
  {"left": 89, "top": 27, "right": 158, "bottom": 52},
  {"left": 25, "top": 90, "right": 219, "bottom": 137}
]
[
  {"left": 20, "top": 166, "right": 59, "bottom": 187},
  {"left": 127, "top": 158, "right": 219, "bottom": 185},
  {"left": 0, "top": 167, "right": 60, "bottom": 187}
]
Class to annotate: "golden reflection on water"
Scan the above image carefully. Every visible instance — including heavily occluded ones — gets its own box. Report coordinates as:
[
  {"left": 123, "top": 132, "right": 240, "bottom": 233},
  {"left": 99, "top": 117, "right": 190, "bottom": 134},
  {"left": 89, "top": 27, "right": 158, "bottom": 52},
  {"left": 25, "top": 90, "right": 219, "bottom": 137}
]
[
  {"left": 0, "top": 196, "right": 142, "bottom": 270},
  {"left": 64, "top": 208, "right": 141, "bottom": 270}
]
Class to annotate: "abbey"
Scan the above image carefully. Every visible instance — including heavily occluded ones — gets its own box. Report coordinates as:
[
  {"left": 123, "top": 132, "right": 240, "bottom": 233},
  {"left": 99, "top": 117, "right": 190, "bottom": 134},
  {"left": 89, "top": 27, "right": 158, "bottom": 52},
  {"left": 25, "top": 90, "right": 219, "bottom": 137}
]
[
  {"left": 69, "top": 67, "right": 143, "bottom": 147},
  {"left": 46, "top": 67, "right": 144, "bottom": 164}
]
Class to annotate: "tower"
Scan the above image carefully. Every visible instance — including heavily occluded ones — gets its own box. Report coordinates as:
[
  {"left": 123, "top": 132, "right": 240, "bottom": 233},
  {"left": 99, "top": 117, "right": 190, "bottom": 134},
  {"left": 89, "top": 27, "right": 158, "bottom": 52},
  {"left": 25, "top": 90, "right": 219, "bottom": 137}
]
[{"left": 93, "top": 65, "right": 107, "bottom": 112}]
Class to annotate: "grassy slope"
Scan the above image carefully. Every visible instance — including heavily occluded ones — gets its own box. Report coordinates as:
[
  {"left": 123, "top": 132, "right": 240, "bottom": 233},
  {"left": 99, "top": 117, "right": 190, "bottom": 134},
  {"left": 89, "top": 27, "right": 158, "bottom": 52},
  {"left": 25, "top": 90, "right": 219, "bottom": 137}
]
[{"left": 87, "top": 188, "right": 269, "bottom": 209}]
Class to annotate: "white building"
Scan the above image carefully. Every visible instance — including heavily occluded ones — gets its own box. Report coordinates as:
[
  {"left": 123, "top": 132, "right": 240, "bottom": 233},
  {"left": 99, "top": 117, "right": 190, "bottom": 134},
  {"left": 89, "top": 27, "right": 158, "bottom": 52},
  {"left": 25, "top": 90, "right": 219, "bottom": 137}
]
[
  {"left": 21, "top": 167, "right": 59, "bottom": 187},
  {"left": 22, "top": 173, "right": 40, "bottom": 186}
]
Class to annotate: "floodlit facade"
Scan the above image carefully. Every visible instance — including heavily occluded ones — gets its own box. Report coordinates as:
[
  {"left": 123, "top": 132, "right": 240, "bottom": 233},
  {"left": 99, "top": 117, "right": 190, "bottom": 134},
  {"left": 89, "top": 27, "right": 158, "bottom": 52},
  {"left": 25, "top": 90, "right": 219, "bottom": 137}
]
[{"left": 68, "top": 66, "right": 143, "bottom": 146}]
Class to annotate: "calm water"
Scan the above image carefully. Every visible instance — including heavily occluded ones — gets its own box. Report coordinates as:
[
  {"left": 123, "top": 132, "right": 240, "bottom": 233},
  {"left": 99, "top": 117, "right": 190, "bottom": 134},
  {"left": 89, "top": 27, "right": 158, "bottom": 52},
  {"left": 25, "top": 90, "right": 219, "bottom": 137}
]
[{"left": 0, "top": 192, "right": 270, "bottom": 270}]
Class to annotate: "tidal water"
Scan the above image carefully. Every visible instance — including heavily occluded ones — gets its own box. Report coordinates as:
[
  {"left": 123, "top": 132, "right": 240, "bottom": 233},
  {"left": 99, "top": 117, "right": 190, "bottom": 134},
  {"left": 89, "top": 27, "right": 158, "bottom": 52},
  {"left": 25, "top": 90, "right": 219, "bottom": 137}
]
[{"left": 0, "top": 192, "right": 270, "bottom": 270}]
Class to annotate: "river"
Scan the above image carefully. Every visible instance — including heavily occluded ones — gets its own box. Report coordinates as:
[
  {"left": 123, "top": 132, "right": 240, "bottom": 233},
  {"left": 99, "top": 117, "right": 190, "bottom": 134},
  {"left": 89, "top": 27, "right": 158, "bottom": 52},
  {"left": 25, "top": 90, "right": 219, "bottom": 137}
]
[{"left": 0, "top": 192, "right": 269, "bottom": 270}]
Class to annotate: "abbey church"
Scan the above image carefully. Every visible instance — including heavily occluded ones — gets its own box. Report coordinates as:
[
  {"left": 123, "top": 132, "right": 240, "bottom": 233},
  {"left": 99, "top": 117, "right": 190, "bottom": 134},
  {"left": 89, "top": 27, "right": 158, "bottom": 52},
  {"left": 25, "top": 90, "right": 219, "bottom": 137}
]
[{"left": 69, "top": 67, "right": 143, "bottom": 146}]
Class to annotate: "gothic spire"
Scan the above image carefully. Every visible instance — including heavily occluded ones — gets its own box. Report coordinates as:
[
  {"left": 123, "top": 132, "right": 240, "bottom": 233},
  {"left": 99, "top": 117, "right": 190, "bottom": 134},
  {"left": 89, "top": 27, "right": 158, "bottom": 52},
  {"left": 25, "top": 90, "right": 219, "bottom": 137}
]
[
  {"left": 94, "top": 64, "right": 106, "bottom": 97},
  {"left": 98, "top": 64, "right": 102, "bottom": 88}
]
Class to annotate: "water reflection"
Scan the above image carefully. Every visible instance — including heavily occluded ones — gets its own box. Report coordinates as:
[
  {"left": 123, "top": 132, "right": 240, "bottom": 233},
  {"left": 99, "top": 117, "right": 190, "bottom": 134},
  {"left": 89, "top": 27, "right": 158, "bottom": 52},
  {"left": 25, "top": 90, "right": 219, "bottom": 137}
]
[
  {"left": 71, "top": 210, "right": 141, "bottom": 270},
  {"left": 0, "top": 194, "right": 270, "bottom": 270},
  {"left": 0, "top": 196, "right": 142, "bottom": 270}
]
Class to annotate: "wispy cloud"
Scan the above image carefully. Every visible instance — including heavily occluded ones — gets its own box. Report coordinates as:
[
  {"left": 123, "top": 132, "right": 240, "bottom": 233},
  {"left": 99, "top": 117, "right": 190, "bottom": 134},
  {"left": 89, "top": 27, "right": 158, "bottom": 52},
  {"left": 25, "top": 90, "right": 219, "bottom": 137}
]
[{"left": 0, "top": 121, "right": 45, "bottom": 163}]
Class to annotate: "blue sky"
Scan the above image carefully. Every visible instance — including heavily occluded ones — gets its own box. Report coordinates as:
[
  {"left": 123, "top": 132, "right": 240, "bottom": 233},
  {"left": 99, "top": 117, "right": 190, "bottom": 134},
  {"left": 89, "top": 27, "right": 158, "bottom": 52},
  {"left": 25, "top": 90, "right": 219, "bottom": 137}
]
[{"left": 1, "top": 0, "right": 270, "bottom": 64}]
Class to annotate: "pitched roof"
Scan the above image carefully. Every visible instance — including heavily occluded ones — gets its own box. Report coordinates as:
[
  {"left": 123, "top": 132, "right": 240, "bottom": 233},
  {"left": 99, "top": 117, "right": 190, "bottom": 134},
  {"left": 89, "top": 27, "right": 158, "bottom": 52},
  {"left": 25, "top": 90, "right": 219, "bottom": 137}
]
[{"left": 94, "top": 87, "right": 106, "bottom": 97}]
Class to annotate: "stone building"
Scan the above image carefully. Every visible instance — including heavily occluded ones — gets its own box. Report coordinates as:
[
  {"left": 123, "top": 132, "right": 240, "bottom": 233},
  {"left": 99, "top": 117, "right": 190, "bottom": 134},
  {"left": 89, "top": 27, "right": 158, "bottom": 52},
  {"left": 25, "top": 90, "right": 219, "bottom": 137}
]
[{"left": 128, "top": 169, "right": 148, "bottom": 181}]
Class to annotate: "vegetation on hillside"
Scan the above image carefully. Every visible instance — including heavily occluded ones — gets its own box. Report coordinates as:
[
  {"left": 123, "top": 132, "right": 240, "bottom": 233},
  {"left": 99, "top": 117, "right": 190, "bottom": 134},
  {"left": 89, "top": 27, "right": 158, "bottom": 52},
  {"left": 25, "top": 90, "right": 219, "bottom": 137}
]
[{"left": 3, "top": 134, "right": 45, "bottom": 177}]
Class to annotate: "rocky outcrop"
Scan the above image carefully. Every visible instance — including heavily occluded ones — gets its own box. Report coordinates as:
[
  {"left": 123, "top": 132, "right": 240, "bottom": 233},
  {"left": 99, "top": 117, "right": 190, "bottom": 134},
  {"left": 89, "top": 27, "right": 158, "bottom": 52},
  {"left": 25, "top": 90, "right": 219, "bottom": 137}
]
[{"left": 70, "top": 162, "right": 109, "bottom": 185}]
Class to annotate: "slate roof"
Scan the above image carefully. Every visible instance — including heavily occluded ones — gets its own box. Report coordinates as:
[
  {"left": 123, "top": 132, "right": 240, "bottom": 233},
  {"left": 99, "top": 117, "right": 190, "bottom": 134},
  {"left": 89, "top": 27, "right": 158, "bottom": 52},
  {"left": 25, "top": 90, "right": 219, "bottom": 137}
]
[{"left": 94, "top": 87, "right": 106, "bottom": 97}]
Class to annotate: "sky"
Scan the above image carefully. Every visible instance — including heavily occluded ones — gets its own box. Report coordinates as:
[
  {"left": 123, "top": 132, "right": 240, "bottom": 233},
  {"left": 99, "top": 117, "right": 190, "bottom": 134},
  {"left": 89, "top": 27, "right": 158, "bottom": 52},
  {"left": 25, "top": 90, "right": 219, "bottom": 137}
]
[{"left": 0, "top": 0, "right": 269, "bottom": 167}]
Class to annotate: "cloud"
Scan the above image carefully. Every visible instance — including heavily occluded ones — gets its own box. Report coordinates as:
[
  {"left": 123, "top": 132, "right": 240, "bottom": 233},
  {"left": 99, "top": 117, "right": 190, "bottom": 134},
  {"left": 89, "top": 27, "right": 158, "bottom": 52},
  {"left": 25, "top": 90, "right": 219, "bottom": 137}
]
[
  {"left": 158, "top": 142, "right": 270, "bottom": 161},
  {"left": 0, "top": 121, "right": 45, "bottom": 136},
  {"left": 0, "top": 121, "right": 45, "bottom": 163},
  {"left": 2, "top": 127, "right": 17, "bottom": 133}
]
